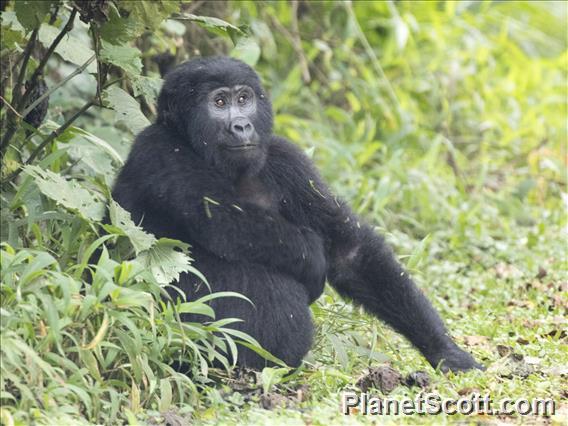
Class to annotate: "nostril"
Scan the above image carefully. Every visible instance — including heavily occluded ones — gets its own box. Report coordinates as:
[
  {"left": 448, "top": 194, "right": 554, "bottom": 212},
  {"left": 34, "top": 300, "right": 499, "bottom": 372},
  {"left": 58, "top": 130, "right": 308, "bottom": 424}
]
[{"left": 231, "top": 118, "right": 253, "bottom": 137}]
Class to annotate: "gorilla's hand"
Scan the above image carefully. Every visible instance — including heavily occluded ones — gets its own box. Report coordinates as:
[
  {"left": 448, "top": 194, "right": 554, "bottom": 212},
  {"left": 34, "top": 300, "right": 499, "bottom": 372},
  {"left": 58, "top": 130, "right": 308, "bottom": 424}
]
[
  {"left": 297, "top": 228, "right": 327, "bottom": 303},
  {"left": 426, "top": 341, "right": 485, "bottom": 373}
]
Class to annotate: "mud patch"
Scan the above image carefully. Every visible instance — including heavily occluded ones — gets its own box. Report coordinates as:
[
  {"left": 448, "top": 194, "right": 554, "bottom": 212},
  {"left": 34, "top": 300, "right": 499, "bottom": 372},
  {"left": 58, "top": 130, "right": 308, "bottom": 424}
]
[{"left": 357, "top": 366, "right": 432, "bottom": 393}]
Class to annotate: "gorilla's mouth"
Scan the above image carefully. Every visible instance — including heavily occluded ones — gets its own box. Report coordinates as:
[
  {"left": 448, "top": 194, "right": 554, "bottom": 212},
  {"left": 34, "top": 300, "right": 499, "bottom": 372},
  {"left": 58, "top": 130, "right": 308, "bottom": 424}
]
[{"left": 224, "top": 144, "right": 258, "bottom": 151}]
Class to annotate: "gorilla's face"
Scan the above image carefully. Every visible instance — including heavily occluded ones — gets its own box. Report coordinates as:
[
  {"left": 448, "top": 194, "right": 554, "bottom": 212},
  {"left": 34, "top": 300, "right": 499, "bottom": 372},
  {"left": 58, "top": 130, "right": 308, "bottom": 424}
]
[
  {"left": 157, "top": 57, "right": 274, "bottom": 179},
  {"left": 194, "top": 84, "right": 266, "bottom": 176}
]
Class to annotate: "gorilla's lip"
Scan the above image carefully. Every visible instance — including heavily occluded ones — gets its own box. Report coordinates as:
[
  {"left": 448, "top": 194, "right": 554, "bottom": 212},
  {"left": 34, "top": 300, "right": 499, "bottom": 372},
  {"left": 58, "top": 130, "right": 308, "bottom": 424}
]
[{"left": 224, "top": 144, "right": 258, "bottom": 151}]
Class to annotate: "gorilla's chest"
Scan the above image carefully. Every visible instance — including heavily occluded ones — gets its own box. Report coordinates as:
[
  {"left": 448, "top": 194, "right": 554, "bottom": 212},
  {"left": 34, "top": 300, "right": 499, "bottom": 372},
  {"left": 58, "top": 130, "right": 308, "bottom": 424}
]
[
  {"left": 234, "top": 175, "right": 310, "bottom": 228},
  {"left": 235, "top": 176, "right": 279, "bottom": 211}
]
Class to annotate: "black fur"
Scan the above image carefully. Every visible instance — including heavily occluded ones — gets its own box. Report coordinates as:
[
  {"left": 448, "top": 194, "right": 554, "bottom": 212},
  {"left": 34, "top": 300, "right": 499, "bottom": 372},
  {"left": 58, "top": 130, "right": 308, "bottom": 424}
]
[{"left": 113, "top": 57, "right": 482, "bottom": 372}]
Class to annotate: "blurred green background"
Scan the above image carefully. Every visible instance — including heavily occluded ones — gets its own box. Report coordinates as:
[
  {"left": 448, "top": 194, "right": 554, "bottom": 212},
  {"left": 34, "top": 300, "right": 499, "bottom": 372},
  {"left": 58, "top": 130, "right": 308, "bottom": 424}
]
[{"left": 1, "top": 1, "right": 566, "bottom": 424}]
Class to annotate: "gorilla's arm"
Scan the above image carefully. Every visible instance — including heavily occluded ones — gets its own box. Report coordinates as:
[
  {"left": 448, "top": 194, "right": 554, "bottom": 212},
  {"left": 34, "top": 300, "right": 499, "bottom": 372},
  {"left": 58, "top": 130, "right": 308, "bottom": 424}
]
[
  {"left": 270, "top": 138, "right": 482, "bottom": 372},
  {"left": 324, "top": 214, "right": 481, "bottom": 372},
  {"left": 113, "top": 127, "right": 325, "bottom": 295}
]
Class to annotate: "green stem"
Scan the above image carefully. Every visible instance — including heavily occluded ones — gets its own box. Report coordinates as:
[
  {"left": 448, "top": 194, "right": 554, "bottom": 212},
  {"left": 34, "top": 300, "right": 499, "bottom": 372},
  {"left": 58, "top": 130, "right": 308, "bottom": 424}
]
[
  {"left": 21, "top": 54, "right": 95, "bottom": 118},
  {"left": 20, "top": 8, "right": 78, "bottom": 110},
  {"left": 344, "top": 1, "right": 402, "bottom": 120},
  {"left": 1, "top": 78, "right": 121, "bottom": 185}
]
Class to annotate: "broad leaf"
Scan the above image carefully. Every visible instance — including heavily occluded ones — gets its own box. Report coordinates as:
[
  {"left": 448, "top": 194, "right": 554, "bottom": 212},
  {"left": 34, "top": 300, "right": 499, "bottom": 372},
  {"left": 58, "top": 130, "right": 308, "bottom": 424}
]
[
  {"left": 230, "top": 37, "right": 261, "bottom": 66},
  {"left": 100, "top": 42, "right": 143, "bottom": 76},
  {"left": 42, "top": 121, "right": 124, "bottom": 166},
  {"left": 99, "top": 5, "right": 141, "bottom": 43},
  {"left": 100, "top": 1, "right": 180, "bottom": 42},
  {"left": 138, "top": 238, "right": 192, "bottom": 285},
  {"left": 175, "top": 13, "right": 244, "bottom": 41},
  {"left": 103, "top": 86, "right": 150, "bottom": 135},
  {"left": 23, "top": 166, "right": 105, "bottom": 221},
  {"left": 38, "top": 24, "right": 97, "bottom": 72},
  {"left": 131, "top": 75, "right": 163, "bottom": 105},
  {"left": 1, "top": 12, "right": 26, "bottom": 49},
  {"left": 106, "top": 200, "right": 155, "bottom": 255},
  {"left": 15, "top": 0, "right": 52, "bottom": 33},
  {"left": 122, "top": 2, "right": 181, "bottom": 31}
]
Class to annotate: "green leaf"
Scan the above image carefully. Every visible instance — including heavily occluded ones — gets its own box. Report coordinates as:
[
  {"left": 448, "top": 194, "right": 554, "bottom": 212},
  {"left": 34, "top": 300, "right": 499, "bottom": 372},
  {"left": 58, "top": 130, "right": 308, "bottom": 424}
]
[
  {"left": 100, "top": 1, "right": 180, "bottom": 43},
  {"left": 42, "top": 121, "right": 124, "bottom": 166},
  {"left": 131, "top": 75, "right": 163, "bottom": 105},
  {"left": 232, "top": 340, "right": 287, "bottom": 367},
  {"left": 137, "top": 238, "right": 192, "bottom": 285},
  {"left": 1, "top": 11, "right": 25, "bottom": 33},
  {"left": 251, "top": 20, "right": 277, "bottom": 60},
  {"left": 99, "top": 4, "right": 141, "bottom": 43},
  {"left": 15, "top": 0, "right": 52, "bottom": 33},
  {"left": 197, "top": 291, "right": 253, "bottom": 306},
  {"left": 103, "top": 86, "right": 150, "bottom": 135},
  {"left": 123, "top": 1, "right": 181, "bottom": 31},
  {"left": 161, "top": 19, "right": 186, "bottom": 36},
  {"left": 159, "top": 379, "right": 173, "bottom": 412},
  {"left": 111, "top": 286, "right": 152, "bottom": 309},
  {"left": 175, "top": 13, "right": 244, "bottom": 40},
  {"left": 406, "top": 234, "right": 432, "bottom": 270},
  {"left": 327, "top": 334, "right": 349, "bottom": 368},
  {"left": 100, "top": 41, "right": 143, "bottom": 76},
  {"left": 1, "top": 11, "right": 26, "bottom": 49},
  {"left": 107, "top": 200, "right": 156, "bottom": 255},
  {"left": 261, "top": 367, "right": 290, "bottom": 394},
  {"left": 230, "top": 37, "right": 261, "bottom": 66},
  {"left": 177, "top": 302, "right": 215, "bottom": 318},
  {"left": 38, "top": 24, "right": 97, "bottom": 72},
  {"left": 23, "top": 165, "right": 105, "bottom": 221}
]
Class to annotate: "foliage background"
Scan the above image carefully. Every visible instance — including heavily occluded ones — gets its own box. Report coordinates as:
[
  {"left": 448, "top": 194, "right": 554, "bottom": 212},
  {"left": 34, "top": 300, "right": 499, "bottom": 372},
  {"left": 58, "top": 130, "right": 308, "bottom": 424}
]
[{"left": 0, "top": 1, "right": 566, "bottom": 425}]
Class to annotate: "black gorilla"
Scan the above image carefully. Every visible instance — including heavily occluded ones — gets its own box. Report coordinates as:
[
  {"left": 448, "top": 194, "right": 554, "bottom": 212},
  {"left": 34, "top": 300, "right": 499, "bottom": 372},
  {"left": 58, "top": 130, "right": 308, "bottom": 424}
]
[{"left": 112, "top": 57, "right": 482, "bottom": 372}]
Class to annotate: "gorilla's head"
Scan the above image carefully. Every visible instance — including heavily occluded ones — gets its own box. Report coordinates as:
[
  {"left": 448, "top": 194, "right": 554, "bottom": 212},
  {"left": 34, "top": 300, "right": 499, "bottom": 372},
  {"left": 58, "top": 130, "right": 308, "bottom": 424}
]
[{"left": 157, "top": 57, "right": 274, "bottom": 178}]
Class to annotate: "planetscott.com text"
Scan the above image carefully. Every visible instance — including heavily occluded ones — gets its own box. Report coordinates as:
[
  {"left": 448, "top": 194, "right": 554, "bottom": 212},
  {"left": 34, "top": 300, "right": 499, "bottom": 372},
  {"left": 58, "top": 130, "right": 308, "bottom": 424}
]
[{"left": 341, "top": 392, "right": 556, "bottom": 416}]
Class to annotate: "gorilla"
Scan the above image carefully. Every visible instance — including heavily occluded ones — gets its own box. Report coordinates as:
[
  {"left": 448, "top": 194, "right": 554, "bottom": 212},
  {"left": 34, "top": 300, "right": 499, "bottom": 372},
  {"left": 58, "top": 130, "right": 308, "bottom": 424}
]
[{"left": 112, "top": 56, "right": 482, "bottom": 373}]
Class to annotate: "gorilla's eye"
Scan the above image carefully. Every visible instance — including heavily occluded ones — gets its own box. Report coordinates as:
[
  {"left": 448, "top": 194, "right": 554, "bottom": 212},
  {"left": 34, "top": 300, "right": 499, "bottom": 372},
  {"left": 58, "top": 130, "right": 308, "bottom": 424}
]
[
  {"left": 238, "top": 94, "right": 248, "bottom": 104},
  {"left": 215, "top": 98, "right": 226, "bottom": 107}
]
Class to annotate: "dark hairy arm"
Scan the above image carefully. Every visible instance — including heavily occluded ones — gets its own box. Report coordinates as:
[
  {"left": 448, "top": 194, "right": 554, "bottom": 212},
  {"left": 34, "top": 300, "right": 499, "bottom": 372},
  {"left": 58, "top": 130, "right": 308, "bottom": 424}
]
[
  {"left": 271, "top": 137, "right": 482, "bottom": 372},
  {"left": 325, "top": 212, "right": 482, "bottom": 372}
]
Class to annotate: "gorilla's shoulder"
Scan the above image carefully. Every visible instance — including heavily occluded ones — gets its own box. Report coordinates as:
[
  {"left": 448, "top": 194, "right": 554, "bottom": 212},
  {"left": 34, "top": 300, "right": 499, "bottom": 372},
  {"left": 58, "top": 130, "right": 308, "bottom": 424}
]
[
  {"left": 267, "top": 135, "right": 319, "bottom": 175},
  {"left": 121, "top": 124, "right": 200, "bottom": 176}
]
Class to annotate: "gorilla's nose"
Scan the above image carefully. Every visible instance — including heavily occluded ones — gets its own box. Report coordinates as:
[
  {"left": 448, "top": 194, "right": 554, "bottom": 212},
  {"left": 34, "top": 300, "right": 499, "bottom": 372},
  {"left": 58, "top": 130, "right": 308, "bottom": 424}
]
[{"left": 230, "top": 117, "right": 254, "bottom": 140}]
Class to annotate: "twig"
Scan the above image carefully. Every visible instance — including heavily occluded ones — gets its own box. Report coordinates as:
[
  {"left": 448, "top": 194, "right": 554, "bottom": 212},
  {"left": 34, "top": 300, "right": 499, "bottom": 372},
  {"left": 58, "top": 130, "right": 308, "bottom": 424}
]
[
  {"left": 1, "top": 8, "right": 76, "bottom": 153},
  {"left": 21, "top": 54, "right": 96, "bottom": 118},
  {"left": 1, "top": 99, "right": 95, "bottom": 185},
  {"left": 185, "top": 0, "right": 205, "bottom": 15},
  {"left": 0, "top": 95, "right": 23, "bottom": 118},
  {"left": 49, "top": 3, "right": 60, "bottom": 25},
  {"left": 1, "top": 54, "right": 95, "bottom": 154},
  {"left": 0, "top": 50, "right": 24, "bottom": 92},
  {"left": 13, "top": 28, "right": 39, "bottom": 109},
  {"left": 1, "top": 78, "right": 121, "bottom": 185},
  {"left": 290, "top": 1, "right": 310, "bottom": 83},
  {"left": 269, "top": 8, "right": 311, "bottom": 83},
  {"left": 29, "top": 100, "right": 95, "bottom": 163},
  {"left": 91, "top": 27, "right": 107, "bottom": 107},
  {"left": 1, "top": 29, "right": 40, "bottom": 153},
  {"left": 30, "top": 9, "right": 77, "bottom": 91}
]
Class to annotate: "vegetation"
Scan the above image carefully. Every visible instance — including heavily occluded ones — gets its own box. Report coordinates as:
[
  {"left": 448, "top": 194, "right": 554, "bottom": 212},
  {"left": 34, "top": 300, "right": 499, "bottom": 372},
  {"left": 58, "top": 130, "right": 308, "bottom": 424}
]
[{"left": 0, "top": 1, "right": 566, "bottom": 424}]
